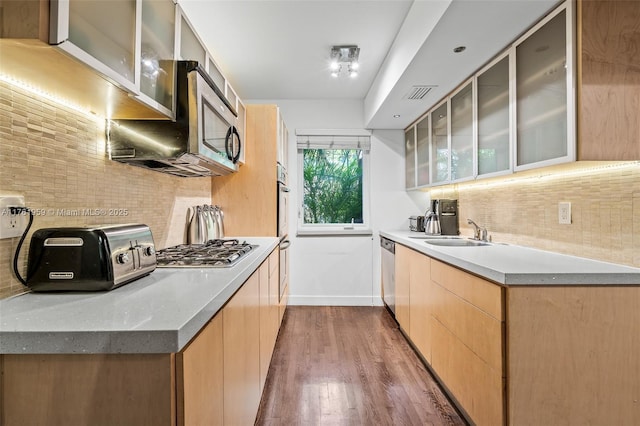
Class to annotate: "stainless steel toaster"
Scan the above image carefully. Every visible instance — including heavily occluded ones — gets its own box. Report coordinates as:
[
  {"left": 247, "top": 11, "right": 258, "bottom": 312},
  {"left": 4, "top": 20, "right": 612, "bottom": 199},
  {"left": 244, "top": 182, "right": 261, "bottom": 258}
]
[{"left": 26, "top": 224, "right": 156, "bottom": 292}]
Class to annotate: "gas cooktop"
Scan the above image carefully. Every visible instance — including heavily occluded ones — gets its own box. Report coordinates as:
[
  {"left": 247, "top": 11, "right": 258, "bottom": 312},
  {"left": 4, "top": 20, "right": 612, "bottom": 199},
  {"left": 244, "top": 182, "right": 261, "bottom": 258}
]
[{"left": 155, "top": 239, "right": 256, "bottom": 268}]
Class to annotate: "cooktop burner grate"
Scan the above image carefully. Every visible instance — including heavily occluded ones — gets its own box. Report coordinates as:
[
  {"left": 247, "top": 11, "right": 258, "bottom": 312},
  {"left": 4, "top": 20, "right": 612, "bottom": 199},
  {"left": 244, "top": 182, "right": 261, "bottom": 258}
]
[{"left": 155, "top": 239, "right": 257, "bottom": 268}]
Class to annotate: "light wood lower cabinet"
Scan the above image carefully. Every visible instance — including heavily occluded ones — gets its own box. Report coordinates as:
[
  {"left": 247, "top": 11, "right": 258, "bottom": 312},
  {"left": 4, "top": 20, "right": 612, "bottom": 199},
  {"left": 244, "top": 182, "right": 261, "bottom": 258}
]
[
  {"left": 0, "top": 249, "right": 283, "bottom": 426},
  {"left": 430, "top": 259, "right": 504, "bottom": 426},
  {"left": 223, "top": 268, "right": 261, "bottom": 426},
  {"left": 397, "top": 246, "right": 505, "bottom": 426},
  {"left": 407, "top": 247, "right": 432, "bottom": 363},
  {"left": 1, "top": 353, "right": 175, "bottom": 426},
  {"left": 394, "top": 245, "right": 412, "bottom": 333},
  {"left": 177, "top": 314, "right": 224, "bottom": 426},
  {"left": 259, "top": 249, "right": 280, "bottom": 394},
  {"left": 506, "top": 286, "right": 640, "bottom": 426},
  {"left": 396, "top": 244, "right": 640, "bottom": 426}
]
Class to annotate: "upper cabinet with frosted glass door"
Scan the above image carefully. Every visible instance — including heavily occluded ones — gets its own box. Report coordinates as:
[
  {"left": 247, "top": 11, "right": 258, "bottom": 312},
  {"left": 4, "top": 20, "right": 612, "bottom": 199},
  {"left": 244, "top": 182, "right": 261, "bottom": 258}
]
[
  {"left": 49, "top": 0, "right": 175, "bottom": 118},
  {"left": 450, "top": 80, "right": 474, "bottom": 181},
  {"left": 405, "top": 127, "right": 417, "bottom": 189},
  {"left": 431, "top": 101, "right": 450, "bottom": 184},
  {"left": 476, "top": 53, "right": 511, "bottom": 177},
  {"left": 403, "top": 0, "right": 575, "bottom": 188},
  {"left": 514, "top": 2, "right": 575, "bottom": 170},
  {"left": 415, "top": 114, "right": 430, "bottom": 187},
  {"left": 140, "top": 0, "right": 176, "bottom": 115}
]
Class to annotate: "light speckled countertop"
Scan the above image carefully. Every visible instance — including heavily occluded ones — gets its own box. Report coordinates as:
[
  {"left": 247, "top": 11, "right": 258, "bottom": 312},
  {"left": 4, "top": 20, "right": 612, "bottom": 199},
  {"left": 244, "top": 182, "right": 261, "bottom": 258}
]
[
  {"left": 381, "top": 230, "right": 640, "bottom": 286},
  {"left": 0, "top": 237, "right": 279, "bottom": 355}
]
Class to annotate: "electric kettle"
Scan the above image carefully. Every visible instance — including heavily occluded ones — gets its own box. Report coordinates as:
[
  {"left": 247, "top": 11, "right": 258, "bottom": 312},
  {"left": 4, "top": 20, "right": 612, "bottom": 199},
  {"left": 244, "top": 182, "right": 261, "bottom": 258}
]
[{"left": 424, "top": 200, "right": 441, "bottom": 235}]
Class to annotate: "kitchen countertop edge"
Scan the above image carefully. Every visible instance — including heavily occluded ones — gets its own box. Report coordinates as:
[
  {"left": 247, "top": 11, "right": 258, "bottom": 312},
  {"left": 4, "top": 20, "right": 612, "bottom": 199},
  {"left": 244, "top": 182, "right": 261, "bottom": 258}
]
[
  {"left": 380, "top": 230, "right": 640, "bottom": 286},
  {"left": 0, "top": 237, "right": 279, "bottom": 355}
]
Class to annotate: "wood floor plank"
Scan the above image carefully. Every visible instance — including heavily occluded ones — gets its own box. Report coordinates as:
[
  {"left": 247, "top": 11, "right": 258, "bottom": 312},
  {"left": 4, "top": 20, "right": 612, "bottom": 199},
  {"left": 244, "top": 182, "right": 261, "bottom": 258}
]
[{"left": 256, "top": 306, "right": 466, "bottom": 426}]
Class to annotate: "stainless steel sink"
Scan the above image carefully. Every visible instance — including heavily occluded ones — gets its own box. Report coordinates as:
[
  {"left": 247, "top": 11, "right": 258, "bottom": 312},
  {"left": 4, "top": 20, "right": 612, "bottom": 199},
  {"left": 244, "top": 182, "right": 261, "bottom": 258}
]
[
  {"left": 425, "top": 239, "right": 490, "bottom": 247},
  {"left": 409, "top": 235, "right": 462, "bottom": 240}
]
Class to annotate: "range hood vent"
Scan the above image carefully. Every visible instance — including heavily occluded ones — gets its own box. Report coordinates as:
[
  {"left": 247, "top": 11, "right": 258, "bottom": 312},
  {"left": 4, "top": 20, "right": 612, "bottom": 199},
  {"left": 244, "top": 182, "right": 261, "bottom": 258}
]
[{"left": 404, "top": 85, "right": 436, "bottom": 100}]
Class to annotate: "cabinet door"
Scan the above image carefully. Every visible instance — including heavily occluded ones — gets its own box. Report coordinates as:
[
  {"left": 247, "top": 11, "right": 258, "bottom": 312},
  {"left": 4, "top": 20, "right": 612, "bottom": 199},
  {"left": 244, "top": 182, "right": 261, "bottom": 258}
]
[
  {"left": 416, "top": 115, "right": 430, "bottom": 187},
  {"left": 394, "top": 245, "right": 411, "bottom": 333},
  {"left": 259, "top": 261, "right": 271, "bottom": 395},
  {"left": 515, "top": 5, "right": 573, "bottom": 169},
  {"left": 408, "top": 249, "right": 432, "bottom": 363},
  {"left": 405, "top": 127, "right": 416, "bottom": 188},
  {"left": 178, "top": 314, "right": 224, "bottom": 426},
  {"left": 224, "top": 272, "right": 261, "bottom": 426},
  {"left": 431, "top": 101, "right": 450, "bottom": 184},
  {"left": 269, "top": 249, "right": 281, "bottom": 333},
  {"left": 179, "top": 12, "right": 206, "bottom": 64},
  {"left": 477, "top": 54, "right": 511, "bottom": 176},
  {"left": 208, "top": 58, "right": 226, "bottom": 93},
  {"left": 64, "top": 0, "right": 137, "bottom": 89},
  {"left": 578, "top": 0, "right": 640, "bottom": 160},
  {"left": 450, "top": 81, "right": 474, "bottom": 181},
  {"left": 140, "top": 0, "right": 175, "bottom": 113}
]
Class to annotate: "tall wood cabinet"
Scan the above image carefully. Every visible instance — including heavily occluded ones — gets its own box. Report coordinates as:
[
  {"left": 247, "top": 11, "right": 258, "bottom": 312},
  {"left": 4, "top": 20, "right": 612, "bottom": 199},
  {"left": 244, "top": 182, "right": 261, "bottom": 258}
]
[
  {"left": 211, "top": 104, "right": 284, "bottom": 237},
  {"left": 577, "top": 0, "right": 640, "bottom": 160}
]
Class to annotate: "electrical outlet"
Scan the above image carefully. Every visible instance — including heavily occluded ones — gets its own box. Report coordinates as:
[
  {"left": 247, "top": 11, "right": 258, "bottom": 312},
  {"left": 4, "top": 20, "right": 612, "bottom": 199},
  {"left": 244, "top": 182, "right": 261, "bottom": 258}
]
[
  {"left": 558, "top": 201, "right": 571, "bottom": 225},
  {"left": 0, "top": 195, "right": 27, "bottom": 239}
]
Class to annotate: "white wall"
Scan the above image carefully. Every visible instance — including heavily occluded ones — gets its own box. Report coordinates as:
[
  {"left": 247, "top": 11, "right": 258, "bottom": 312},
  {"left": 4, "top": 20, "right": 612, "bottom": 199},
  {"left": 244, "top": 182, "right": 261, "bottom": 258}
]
[{"left": 247, "top": 99, "right": 424, "bottom": 305}]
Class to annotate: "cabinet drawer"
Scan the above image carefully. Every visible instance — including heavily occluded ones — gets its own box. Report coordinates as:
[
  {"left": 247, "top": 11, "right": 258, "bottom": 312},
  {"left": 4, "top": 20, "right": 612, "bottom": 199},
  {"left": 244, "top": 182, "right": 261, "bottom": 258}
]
[
  {"left": 431, "top": 320, "right": 504, "bottom": 426},
  {"left": 431, "top": 259, "right": 503, "bottom": 320},
  {"left": 431, "top": 282, "right": 503, "bottom": 372}
]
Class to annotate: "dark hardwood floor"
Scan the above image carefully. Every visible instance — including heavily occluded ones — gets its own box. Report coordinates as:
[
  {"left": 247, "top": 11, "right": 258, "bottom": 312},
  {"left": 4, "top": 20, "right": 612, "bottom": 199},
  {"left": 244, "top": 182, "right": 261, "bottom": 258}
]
[{"left": 256, "top": 306, "right": 467, "bottom": 426}]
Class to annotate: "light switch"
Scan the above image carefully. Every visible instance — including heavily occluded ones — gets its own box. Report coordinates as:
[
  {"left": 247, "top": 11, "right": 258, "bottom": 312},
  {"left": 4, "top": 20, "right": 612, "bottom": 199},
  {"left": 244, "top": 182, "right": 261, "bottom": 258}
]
[{"left": 558, "top": 202, "right": 571, "bottom": 225}]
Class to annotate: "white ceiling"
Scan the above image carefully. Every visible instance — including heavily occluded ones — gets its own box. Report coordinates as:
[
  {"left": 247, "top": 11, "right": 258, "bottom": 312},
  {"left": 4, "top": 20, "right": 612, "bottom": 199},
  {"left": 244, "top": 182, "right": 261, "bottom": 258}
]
[{"left": 178, "top": 0, "right": 560, "bottom": 129}]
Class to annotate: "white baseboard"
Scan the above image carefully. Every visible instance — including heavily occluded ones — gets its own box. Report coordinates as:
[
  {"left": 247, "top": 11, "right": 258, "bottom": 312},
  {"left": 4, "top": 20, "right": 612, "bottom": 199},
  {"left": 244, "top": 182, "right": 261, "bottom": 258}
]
[{"left": 288, "top": 295, "right": 385, "bottom": 306}]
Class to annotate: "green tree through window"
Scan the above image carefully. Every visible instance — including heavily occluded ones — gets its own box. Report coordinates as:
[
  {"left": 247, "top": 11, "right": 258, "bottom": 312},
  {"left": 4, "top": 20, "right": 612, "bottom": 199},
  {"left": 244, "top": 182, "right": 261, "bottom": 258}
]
[{"left": 302, "top": 149, "right": 363, "bottom": 224}]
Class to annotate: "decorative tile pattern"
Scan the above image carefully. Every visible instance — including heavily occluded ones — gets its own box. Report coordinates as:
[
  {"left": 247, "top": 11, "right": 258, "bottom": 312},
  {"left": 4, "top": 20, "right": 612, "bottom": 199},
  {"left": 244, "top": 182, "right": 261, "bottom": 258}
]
[
  {"left": 0, "top": 81, "right": 211, "bottom": 298},
  {"left": 429, "top": 163, "right": 640, "bottom": 269}
]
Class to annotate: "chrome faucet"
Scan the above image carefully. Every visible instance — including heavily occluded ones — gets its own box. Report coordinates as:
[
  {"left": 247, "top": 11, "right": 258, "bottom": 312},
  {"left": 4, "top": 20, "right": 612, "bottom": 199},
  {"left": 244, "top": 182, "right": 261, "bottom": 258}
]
[{"left": 467, "top": 219, "right": 488, "bottom": 241}]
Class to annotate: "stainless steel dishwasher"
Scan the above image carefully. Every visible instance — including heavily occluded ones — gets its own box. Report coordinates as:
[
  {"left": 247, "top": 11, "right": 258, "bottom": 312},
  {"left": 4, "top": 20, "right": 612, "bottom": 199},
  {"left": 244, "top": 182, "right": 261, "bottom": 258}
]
[{"left": 380, "top": 236, "right": 395, "bottom": 316}]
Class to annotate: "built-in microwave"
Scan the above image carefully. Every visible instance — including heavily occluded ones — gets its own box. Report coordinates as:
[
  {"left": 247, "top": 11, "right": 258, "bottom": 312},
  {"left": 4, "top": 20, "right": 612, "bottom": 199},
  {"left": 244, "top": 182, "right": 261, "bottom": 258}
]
[{"left": 107, "top": 61, "right": 241, "bottom": 177}]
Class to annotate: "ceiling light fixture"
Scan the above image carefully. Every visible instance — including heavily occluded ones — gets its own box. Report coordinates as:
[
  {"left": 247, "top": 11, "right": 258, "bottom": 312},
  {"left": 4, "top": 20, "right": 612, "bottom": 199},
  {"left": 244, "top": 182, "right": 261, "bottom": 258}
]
[{"left": 329, "top": 45, "right": 360, "bottom": 78}]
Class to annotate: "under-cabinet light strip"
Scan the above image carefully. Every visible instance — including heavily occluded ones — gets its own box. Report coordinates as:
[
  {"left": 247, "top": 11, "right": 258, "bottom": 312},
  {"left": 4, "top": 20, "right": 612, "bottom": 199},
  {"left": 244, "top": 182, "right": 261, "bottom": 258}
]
[
  {"left": 430, "top": 161, "right": 640, "bottom": 193},
  {"left": 0, "top": 74, "right": 102, "bottom": 121}
]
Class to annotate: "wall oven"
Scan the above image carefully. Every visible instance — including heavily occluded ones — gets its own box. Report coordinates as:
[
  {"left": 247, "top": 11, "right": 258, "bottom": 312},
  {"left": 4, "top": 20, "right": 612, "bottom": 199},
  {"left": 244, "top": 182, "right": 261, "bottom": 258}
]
[{"left": 277, "top": 162, "right": 290, "bottom": 300}]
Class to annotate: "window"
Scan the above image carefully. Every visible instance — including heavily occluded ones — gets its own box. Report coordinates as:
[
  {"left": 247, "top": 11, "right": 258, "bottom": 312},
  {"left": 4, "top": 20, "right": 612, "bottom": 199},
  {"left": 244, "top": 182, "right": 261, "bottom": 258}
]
[{"left": 296, "top": 131, "right": 371, "bottom": 235}]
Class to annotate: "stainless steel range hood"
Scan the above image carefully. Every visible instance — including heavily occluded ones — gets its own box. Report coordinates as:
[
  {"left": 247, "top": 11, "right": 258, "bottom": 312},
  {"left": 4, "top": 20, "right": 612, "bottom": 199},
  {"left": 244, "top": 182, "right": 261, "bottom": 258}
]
[{"left": 107, "top": 61, "right": 241, "bottom": 178}]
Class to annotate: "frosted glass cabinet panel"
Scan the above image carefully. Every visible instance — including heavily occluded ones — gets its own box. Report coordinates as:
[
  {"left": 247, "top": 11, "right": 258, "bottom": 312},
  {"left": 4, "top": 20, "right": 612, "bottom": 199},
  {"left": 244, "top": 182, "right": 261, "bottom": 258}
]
[
  {"left": 431, "top": 103, "right": 449, "bottom": 184},
  {"left": 180, "top": 16, "right": 206, "bottom": 64},
  {"left": 140, "top": 0, "right": 175, "bottom": 111},
  {"left": 450, "top": 82, "right": 474, "bottom": 181},
  {"left": 208, "top": 59, "right": 226, "bottom": 92},
  {"left": 516, "top": 9, "right": 568, "bottom": 167},
  {"left": 405, "top": 127, "right": 416, "bottom": 188},
  {"left": 416, "top": 115, "right": 430, "bottom": 187},
  {"left": 68, "top": 0, "right": 136, "bottom": 83},
  {"left": 478, "top": 56, "right": 510, "bottom": 176}
]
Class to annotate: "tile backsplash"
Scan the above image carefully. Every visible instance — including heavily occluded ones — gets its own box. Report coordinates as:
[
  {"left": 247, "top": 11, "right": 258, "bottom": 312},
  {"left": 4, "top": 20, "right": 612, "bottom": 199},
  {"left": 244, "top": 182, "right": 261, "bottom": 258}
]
[
  {"left": 429, "top": 162, "right": 640, "bottom": 269},
  {"left": 0, "top": 81, "right": 211, "bottom": 298}
]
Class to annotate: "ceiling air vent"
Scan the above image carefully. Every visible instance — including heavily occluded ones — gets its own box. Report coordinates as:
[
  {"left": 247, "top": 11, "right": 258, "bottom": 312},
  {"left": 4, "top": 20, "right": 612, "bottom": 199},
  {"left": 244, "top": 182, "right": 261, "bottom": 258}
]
[{"left": 404, "top": 85, "right": 436, "bottom": 100}]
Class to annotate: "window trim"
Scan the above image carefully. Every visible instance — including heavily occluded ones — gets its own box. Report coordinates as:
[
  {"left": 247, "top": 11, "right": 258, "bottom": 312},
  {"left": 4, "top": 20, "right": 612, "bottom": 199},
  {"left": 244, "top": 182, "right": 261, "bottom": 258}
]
[{"left": 296, "top": 131, "right": 371, "bottom": 236}]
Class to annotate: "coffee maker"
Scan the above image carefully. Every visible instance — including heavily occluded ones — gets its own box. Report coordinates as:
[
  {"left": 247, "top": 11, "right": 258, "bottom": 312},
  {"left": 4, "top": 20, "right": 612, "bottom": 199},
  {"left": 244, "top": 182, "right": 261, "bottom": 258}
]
[{"left": 434, "top": 199, "right": 459, "bottom": 236}]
